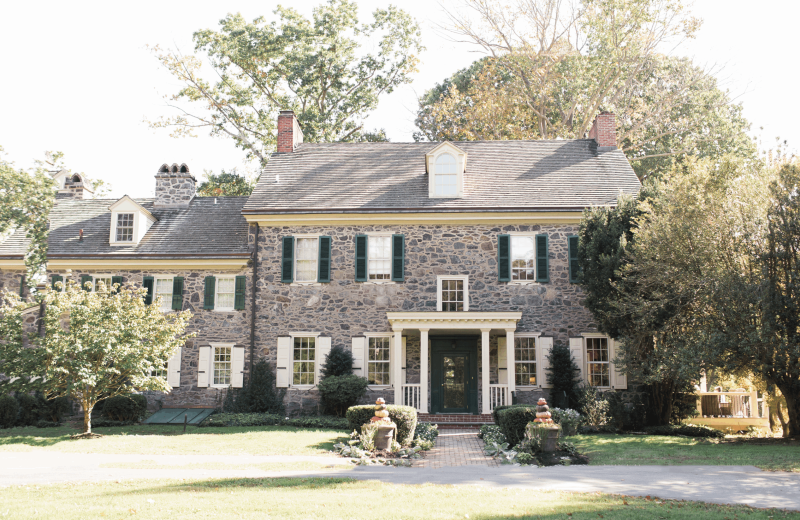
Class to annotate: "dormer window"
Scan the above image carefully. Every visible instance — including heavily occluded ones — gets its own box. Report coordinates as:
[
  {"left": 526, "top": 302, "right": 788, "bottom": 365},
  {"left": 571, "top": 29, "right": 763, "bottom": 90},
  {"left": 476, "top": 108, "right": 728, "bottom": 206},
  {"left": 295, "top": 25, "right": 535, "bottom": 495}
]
[
  {"left": 115, "top": 214, "right": 134, "bottom": 242},
  {"left": 426, "top": 142, "right": 466, "bottom": 198}
]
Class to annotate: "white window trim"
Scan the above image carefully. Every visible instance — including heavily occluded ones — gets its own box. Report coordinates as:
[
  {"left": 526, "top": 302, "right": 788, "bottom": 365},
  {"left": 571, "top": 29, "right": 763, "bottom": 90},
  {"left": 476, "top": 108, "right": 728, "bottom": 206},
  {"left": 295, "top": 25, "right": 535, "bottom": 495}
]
[
  {"left": 89, "top": 274, "right": 114, "bottom": 292},
  {"left": 513, "top": 332, "right": 542, "bottom": 389},
  {"left": 365, "top": 233, "right": 396, "bottom": 284},
  {"left": 111, "top": 212, "right": 136, "bottom": 244},
  {"left": 290, "top": 332, "right": 321, "bottom": 389},
  {"left": 426, "top": 143, "right": 466, "bottom": 199},
  {"left": 209, "top": 342, "right": 235, "bottom": 388},
  {"left": 365, "top": 332, "right": 393, "bottom": 389},
  {"left": 506, "top": 233, "right": 538, "bottom": 284},
  {"left": 153, "top": 275, "right": 176, "bottom": 312},
  {"left": 214, "top": 275, "right": 236, "bottom": 312},
  {"left": 292, "top": 234, "right": 322, "bottom": 286},
  {"left": 436, "top": 275, "right": 469, "bottom": 312},
  {"left": 581, "top": 333, "right": 612, "bottom": 389}
]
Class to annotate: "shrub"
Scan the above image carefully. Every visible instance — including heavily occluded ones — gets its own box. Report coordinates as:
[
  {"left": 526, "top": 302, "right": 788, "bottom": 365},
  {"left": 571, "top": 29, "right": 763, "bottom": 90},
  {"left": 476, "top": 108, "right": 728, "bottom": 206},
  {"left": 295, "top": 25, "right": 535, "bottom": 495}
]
[
  {"left": 547, "top": 343, "right": 582, "bottom": 408},
  {"left": 414, "top": 422, "right": 439, "bottom": 443},
  {"left": 516, "top": 452, "right": 535, "bottom": 465},
  {"left": 606, "top": 391, "right": 646, "bottom": 431},
  {"left": 643, "top": 424, "right": 724, "bottom": 439},
  {"left": 360, "top": 422, "right": 378, "bottom": 451},
  {"left": 479, "top": 425, "right": 506, "bottom": 445},
  {"left": 550, "top": 408, "right": 581, "bottom": 436},
  {"left": 35, "top": 420, "right": 61, "bottom": 428},
  {"left": 318, "top": 374, "right": 369, "bottom": 417},
  {"left": 575, "top": 384, "right": 609, "bottom": 427},
  {"left": 320, "top": 344, "right": 354, "bottom": 378},
  {"left": 0, "top": 395, "right": 19, "bottom": 429},
  {"left": 496, "top": 406, "right": 537, "bottom": 447},
  {"left": 346, "top": 405, "right": 418, "bottom": 446},
  {"left": 200, "top": 412, "right": 348, "bottom": 430},
  {"left": 34, "top": 393, "right": 72, "bottom": 423},
  {"left": 14, "top": 393, "right": 39, "bottom": 426},
  {"left": 103, "top": 394, "right": 148, "bottom": 422},
  {"left": 414, "top": 438, "right": 434, "bottom": 450},
  {"left": 491, "top": 403, "right": 534, "bottom": 425},
  {"left": 223, "top": 360, "right": 285, "bottom": 415},
  {"left": 284, "top": 416, "right": 349, "bottom": 429}
]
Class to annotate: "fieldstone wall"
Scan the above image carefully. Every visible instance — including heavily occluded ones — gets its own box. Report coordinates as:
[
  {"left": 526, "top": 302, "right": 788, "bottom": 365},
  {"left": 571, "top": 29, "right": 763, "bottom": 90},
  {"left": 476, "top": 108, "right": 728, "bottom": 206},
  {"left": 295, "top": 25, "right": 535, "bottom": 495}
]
[
  {"left": 48, "top": 267, "right": 252, "bottom": 410},
  {"left": 0, "top": 269, "right": 26, "bottom": 299},
  {"left": 154, "top": 172, "right": 196, "bottom": 208},
  {"left": 253, "top": 223, "right": 608, "bottom": 412}
]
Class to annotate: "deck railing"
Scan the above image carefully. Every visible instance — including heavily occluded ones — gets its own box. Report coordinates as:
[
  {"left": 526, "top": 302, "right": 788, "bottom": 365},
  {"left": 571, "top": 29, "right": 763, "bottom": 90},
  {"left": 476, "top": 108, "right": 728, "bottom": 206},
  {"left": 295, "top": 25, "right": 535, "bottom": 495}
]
[
  {"left": 401, "top": 384, "right": 422, "bottom": 412},
  {"left": 696, "top": 391, "right": 762, "bottom": 418},
  {"left": 489, "top": 384, "right": 509, "bottom": 412}
]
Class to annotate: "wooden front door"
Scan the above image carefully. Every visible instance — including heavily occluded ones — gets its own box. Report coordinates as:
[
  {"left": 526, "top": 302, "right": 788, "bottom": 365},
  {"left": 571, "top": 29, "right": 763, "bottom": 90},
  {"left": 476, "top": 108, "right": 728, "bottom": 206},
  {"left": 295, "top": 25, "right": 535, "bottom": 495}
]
[{"left": 431, "top": 337, "right": 478, "bottom": 414}]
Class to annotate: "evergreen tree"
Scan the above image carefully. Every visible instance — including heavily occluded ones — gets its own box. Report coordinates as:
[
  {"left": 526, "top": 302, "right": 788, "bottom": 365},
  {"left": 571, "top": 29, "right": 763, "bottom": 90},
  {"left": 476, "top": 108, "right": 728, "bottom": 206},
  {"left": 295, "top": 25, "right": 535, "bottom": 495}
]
[
  {"left": 546, "top": 344, "right": 581, "bottom": 409},
  {"left": 320, "top": 344, "right": 354, "bottom": 378}
]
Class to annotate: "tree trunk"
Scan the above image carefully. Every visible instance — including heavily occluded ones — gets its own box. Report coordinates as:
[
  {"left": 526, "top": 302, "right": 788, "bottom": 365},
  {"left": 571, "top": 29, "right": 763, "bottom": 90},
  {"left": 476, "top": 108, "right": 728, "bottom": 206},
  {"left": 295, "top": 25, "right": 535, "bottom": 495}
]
[
  {"left": 780, "top": 387, "right": 800, "bottom": 438},
  {"left": 82, "top": 401, "right": 93, "bottom": 435},
  {"left": 647, "top": 380, "right": 675, "bottom": 426}
]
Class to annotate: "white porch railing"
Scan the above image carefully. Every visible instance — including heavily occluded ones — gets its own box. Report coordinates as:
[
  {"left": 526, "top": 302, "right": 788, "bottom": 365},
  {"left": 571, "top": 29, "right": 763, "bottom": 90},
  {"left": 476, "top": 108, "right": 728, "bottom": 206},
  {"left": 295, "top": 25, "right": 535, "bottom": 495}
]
[
  {"left": 401, "top": 384, "right": 422, "bottom": 412},
  {"left": 489, "top": 384, "right": 509, "bottom": 412},
  {"left": 697, "top": 391, "right": 763, "bottom": 418}
]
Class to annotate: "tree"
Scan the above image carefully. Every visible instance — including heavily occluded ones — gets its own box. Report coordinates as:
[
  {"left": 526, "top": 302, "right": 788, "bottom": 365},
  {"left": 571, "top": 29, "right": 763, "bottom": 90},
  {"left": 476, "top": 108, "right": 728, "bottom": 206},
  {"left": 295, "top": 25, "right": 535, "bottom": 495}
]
[
  {"left": 0, "top": 147, "right": 55, "bottom": 287},
  {"left": 420, "top": 0, "right": 754, "bottom": 177},
  {"left": 197, "top": 169, "right": 257, "bottom": 197},
  {"left": 546, "top": 343, "right": 581, "bottom": 408},
  {"left": 150, "top": 0, "right": 422, "bottom": 166},
  {"left": 40, "top": 151, "right": 113, "bottom": 198},
  {"left": 0, "top": 280, "right": 193, "bottom": 436}
]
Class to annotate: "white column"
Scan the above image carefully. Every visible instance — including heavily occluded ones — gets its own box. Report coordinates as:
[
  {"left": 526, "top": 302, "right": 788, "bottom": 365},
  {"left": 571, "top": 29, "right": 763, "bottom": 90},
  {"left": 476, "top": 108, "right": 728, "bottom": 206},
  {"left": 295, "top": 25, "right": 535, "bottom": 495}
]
[
  {"left": 506, "top": 329, "right": 516, "bottom": 397},
  {"left": 481, "top": 328, "right": 491, "bottom": 414},
  {"left": 393, "top": 329, "right": 403, "bottom": 406},
  {"left": 419, "top": 328, "right": 429, "bottom": 413}
]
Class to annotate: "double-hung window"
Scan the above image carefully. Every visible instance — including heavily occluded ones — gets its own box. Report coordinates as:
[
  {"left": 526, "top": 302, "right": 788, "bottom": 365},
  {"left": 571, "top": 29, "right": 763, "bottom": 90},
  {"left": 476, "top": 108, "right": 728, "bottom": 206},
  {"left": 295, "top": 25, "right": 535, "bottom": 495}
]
[
  {"left": 437, "top": 275, "right": 469, "bottom": 311},
  {"left": 295, "top": 238, "right": 319, "bottom": 282},
  {"left": 586, "top": 337, "right": 610, "bottom": 387},
  {"left": 93, "top": 275, "right": 112, "bottom": 292},
  {"left": 154, "top": 277, "right": 174, "bottom": 312},
  {"left": 367, "top": 336, "right": 391, "bottom": 385},
  {"left": 514, "top": 336, "right": 537, "bottom": 386},
  {"left": 212, "top": 344, "right": 232, "bottom": 386},
  {"left": 115, "top": 213, "right": 134, "bottom": 242},
  {"left": 511, "top": 236, "right": 535, "bottom": 281},
  {"left": 292, "top": 336, "right": 316, "bottom": 385},
  {"left": 281, "top": 235, "right": 332, "bottom": 284},
  {"left": 368, "top": 235, "right": 391, "bottom": 281},
  {"left": 355, "top": 234, "right": 405, "bottom": 282},
  {"left": 215, "top": 277, "right": 236, "bottom": 311}
]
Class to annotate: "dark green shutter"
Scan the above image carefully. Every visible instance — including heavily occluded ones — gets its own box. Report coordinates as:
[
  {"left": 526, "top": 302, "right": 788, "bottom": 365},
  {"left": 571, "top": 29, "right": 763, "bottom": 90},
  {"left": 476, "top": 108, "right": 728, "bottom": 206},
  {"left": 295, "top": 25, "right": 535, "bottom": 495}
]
[
  {"left": 318, "top": 236, "right": 331, "bottom": 283},
  {"left": 203, "top": 276, "right": 216, "bottom": 310},
  {"left": 568, "top": 235, "right": 580, "bottom": 283},
  {"left": 142, "top": 276, "right": 154, "bottom": 305},
  {"left": 281, "top": 236, "right": 294, "bottom": 283},
  {"left": 51, "top": 274, "right": 63, "bottom": 291},
  {"left": 19, "top": 275, "right": 26, "bottom": 297},
  {"left": 111, "top": 275, "right": 123, "bottom": 289},
  {"left": 536, "top": 234, "right": 549, "bottom": 283},
  {"left": 171, "top": 277, "right": 184, "bottom": 311},
  {"left": 234, "top": 275, "right": 246, "bottom": 310},
  {"left": 498, "top": 234, "right": 511, "bottom": 282},
  {"left": 80, "top": 274, "right": 92, "bottom": 291},
  {"left": 391, "top": 234, "right": 405, "bottom": 282},
  {"left": 355, "top": 235, "right": 368, "bottom": 282}
]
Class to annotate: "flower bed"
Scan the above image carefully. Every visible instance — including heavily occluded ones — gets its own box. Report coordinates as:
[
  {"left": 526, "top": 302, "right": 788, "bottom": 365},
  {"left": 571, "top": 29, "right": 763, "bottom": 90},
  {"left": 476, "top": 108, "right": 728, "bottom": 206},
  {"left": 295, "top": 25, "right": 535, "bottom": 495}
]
[{"left": 479, "top": 423, "right": 588, "bottom": 467}]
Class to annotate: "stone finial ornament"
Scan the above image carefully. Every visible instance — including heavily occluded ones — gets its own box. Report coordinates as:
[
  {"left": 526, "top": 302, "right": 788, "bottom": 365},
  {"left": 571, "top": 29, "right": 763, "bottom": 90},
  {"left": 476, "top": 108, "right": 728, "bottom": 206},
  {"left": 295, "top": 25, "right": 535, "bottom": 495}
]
[
  {"left": 533, "top": 397, "right": 554, "bottom": 425},
  {"left": 371, "top": 397, "right": 391, "bottom": 423}
]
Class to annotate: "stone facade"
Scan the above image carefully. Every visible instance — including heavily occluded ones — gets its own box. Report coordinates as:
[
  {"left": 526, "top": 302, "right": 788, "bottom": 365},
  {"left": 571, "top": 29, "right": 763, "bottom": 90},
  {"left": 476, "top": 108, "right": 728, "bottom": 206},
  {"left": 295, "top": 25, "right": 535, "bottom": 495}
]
[
  {"left": 154, "top": 164, "right": 196, "bottom": 208},
  {"left": 0, "top": 269, "right": 26, "bottom": 299}
]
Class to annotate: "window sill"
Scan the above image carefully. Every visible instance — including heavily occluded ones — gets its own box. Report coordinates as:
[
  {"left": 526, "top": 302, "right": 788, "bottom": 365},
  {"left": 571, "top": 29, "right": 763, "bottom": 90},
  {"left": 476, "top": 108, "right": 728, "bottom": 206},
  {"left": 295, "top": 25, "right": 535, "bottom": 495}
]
[
  {"left": 367, "top": 385, "right": 392, "bottom": 390},
  {"left": 109, "top": 241, "right": 137, "bottom": 246},
  {"left": 210, "top": 384, "right": 230, "bottom": 389},
  {"left": 507, "top": 281, "right": 539, "bottom": 285},
  {"left": 290, "top": 384, "right": 316, "bottom": 390},
  {"left": 290, "top": 282, "right": 322, "bottom": 287},
  {"left": 213, "top": 308, "right": 236, "bottom": 312},
  {"left": 362, "top": 280, "right": 397, "bottom": 285},
  {"left": 514, "top": 385, "right": 541, "bottom": 390}
]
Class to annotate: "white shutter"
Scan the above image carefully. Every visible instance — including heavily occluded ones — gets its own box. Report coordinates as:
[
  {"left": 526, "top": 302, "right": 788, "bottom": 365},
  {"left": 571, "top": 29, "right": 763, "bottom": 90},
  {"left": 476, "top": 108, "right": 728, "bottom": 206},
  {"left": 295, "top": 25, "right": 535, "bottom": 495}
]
[
  {"left": 497, "top": 337, "right": 507, "bottom": 384},
  {"left": 538, "top": 337, "right": 554, "bottom": 388},
  {"left": 167, "top": 347, "right": 182, "bottom": 388},
  {"left": 352, "top": 336, "right": 366, "bottom": 377},
  {"left": 231, "top": 346, "right": 245, "bottom": 388},
  {"left": 197, "top": 346, "right": 210, "bottom": 388},
  {"left": 276, "top": 336, "right": 291, "bottom": 388},
  {"left": 315, "top": 336, "right": 332, "bottom": 385},
  {"left": 401, "top": 336, "right": 407, "bottom": 385},
  {"left": 569, "top": 337, "right": 585, "bottom": 383},
  {"left": 610, "top": 339, "right": 627, "bottom": 389}
]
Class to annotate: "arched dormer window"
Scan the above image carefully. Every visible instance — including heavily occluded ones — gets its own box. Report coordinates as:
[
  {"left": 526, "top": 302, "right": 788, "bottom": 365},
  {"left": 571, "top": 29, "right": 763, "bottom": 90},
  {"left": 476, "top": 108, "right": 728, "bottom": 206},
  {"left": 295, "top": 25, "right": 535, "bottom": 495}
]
[
  {"left": 434, "top": 154, "right": 458, "bottom": 196},
  {"left": 426, "top": 142, "right": 466, "bottom": 198}
]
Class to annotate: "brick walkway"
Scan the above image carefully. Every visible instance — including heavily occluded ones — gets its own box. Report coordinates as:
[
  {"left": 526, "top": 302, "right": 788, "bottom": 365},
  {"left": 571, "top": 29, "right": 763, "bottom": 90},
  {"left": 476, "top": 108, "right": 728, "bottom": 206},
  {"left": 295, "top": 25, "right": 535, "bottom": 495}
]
[{"left": 416, "top": 429, "right": 499, "bottom": 468}]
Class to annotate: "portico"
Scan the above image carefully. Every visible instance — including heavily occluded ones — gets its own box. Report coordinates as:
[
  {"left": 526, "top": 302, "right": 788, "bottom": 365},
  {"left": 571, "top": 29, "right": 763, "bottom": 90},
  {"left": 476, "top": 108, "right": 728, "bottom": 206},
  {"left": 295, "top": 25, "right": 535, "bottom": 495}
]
[{"left": 386, "top": 312, "right": 522, "bottom": 414}]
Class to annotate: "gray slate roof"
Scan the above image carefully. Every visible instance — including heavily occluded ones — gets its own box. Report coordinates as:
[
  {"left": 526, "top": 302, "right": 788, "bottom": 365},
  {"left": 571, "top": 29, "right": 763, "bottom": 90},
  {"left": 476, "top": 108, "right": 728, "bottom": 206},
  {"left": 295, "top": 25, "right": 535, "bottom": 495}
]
[
  {"left": 0, "top": 196, "right": 251, "bottom": 258},
  {"left": 244, "top": 140, "right": 641, "bottom": 213}
]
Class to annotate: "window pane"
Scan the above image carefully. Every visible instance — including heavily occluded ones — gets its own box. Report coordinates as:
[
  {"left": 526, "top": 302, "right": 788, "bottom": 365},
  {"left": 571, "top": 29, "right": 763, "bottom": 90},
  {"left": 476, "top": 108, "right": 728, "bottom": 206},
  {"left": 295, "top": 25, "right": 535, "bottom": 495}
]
[
  {"left": 587, "top": 338, "right": 610, "bottom": 387},
  {"left": 116, "top": 213, "right": 134, "bottom": 242},
  {"left": 440, "top": 278, "right": 466, "bottom": 311},
  {"left": 511, "top": 236, "right": 535, "bottom": 281},
  {"left": 155, "top": 278, "right": 173, "bottom": 311},
  {"left": 292, "top": 337, "right": 316, "bottom": 384},
  {"left": 213, "top": 346, "right": 231, "bottom": 385},
  {"left": 94, "top": 277, "right": 112, "bottom": 292},
  {"left": 368, "top": 337, "right": 391, "bottom": 385},
  {"left": 369, "top": 236, "right": 391, "bottom": 280},
  {"left": 434, "top": 154, "right": 458, "bottom": 196},
  {"left": 216, "top": 277, "right": 236, "bottom": 309},
  {"left": 514, "top": 337, "right": 537, "bottom": 386},
  {"left": 296, "top": 238, "right": 318, "bottom": 282}
]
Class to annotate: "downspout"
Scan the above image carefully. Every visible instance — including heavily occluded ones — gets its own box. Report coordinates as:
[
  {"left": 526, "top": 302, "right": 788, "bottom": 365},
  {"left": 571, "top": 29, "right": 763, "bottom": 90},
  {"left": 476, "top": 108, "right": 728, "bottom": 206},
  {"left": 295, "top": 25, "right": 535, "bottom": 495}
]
[{"left": 249, "top": 223, "right": 259, "bottom": 375}]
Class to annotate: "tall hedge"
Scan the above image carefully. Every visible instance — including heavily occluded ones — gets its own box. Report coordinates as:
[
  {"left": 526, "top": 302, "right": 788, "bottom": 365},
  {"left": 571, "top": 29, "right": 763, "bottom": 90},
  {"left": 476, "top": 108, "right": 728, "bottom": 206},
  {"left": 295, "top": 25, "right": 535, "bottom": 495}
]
[
  {"left": 0, "top": 395, "right": 19, "bottom": 429},
  {"left": 496, "top": 406, "right": 537, "bottom": 447},
  {"left": 346, "top": 405, "right": 418, "bottom": 446}
]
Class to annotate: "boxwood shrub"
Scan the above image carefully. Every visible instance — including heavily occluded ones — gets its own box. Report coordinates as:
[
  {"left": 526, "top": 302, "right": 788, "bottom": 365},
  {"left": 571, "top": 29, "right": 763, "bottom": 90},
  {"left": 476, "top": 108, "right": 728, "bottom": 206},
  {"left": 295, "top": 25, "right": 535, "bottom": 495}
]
[
  {"left": 200, "top": 412, "right": 349, "bottom": 430},
  {"left": 102, "top": 394, "right": 148, "bottom": 422},
  {"left": 0, "top": 395, "right": 19, "bottom": 429},
  {"left": 346, "top": 405, "right": 418, "bottom": 446},
  {"left": 491, "top": 403, "right": 535, "bottom": 425},
  {"left": 496, "top": 406, "right": 537, "bottom": 447},
  {"left": 643, "top": 424, "right": 724, "bottom": 439}
]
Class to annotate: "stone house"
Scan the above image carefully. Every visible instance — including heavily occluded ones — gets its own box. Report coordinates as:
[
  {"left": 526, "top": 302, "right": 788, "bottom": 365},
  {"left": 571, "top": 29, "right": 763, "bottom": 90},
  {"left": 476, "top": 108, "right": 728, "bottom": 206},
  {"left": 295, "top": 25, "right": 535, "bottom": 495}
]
[{"left": 0, "top": 111, "right": 640, "bottom": 421}]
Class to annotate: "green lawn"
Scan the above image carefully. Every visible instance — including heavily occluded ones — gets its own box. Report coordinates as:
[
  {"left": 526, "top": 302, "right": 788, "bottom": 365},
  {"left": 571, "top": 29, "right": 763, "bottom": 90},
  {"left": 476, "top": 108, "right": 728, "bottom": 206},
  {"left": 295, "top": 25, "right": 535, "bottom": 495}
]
[
  {"left": 0, "top": 424, "right": 349, "bottom": 456},
  {"left": 573, "top": 434, "right": 800, "bottom": 471},
  {"left": 1, "top": 478, "right": 794, "bottom": 520}
]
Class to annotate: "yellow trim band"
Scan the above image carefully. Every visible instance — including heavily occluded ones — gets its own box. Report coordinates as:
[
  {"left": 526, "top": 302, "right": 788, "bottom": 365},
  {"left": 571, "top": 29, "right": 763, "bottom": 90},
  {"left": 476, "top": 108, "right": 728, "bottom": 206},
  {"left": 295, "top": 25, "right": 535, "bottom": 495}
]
[
  {"left": 244, "top": 211, "right": 584, "bottom": 227},
  {"left": 46, "top": 258, "right": 248, "bottom": 270}
]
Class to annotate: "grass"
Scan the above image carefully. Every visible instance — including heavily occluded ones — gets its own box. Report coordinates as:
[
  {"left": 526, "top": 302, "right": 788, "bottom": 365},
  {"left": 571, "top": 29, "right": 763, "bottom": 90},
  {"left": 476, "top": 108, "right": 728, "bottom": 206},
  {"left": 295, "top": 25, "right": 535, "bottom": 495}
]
[
  {"left": 0, "top": 478, "right": 795, "bottom": 520},
  {"left": 572, "top": 434, "right": 800, "bottom": 471},
  {"left": 0, "top": 424, "right": 349, "bottom": 456},
  {"left": 99, "top": 461, "right": 351, "bottom": 472}
]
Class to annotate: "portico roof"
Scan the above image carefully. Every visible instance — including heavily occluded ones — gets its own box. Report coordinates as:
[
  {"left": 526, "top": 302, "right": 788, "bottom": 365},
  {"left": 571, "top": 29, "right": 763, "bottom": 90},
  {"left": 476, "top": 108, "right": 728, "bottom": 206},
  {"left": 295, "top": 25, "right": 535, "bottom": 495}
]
[{"left": 386, "top": 311, "right": 522, "bottom": 331}]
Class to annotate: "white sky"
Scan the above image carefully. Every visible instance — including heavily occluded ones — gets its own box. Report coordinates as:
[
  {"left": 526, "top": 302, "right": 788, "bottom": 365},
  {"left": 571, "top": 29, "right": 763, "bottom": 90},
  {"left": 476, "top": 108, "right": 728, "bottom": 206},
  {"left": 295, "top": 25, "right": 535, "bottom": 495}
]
[{"left": 0, "top": 1, "right": 797, "bottom": 199}]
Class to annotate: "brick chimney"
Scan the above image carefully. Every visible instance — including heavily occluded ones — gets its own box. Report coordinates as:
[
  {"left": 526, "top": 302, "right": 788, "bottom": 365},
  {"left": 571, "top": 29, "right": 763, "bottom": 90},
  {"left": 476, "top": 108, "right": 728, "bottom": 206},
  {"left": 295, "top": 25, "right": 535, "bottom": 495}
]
[
  {"left": 154, "top": 163, "right": 196, "bottom": 208},
  {"left": 277, "top": 110, "right": 303, "bottom": 153},
  {"left": 57, "top": 172, "right": 93, "bottom": 200},
  {"left": 588, "top": 112, "right": 617, "bottom": 150}
]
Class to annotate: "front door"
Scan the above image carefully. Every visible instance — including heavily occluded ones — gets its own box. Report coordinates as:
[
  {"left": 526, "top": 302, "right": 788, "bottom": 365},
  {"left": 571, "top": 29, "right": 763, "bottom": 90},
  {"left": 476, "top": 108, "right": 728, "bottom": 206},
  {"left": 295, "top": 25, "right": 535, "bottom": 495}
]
[{"left": 431, "top": 337, "right": 478, "bottom": 414}]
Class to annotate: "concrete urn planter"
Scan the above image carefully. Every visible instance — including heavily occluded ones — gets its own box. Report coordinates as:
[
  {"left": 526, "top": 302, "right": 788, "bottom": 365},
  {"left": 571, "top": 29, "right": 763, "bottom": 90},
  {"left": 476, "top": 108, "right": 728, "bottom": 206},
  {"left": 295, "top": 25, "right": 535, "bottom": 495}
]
[
  {"left": 375, "top": 424, "right": 397, "bottom": 451},
  {"left": 542, "top": 426, "right": 560, "bottom": 452}
]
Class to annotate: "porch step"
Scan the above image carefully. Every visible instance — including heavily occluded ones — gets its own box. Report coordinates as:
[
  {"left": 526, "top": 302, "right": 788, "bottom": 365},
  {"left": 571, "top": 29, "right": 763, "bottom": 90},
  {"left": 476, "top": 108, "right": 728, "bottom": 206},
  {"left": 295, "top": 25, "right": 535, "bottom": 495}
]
[{"left": 418, "top": 413, "right": 494, "bottom": 425}]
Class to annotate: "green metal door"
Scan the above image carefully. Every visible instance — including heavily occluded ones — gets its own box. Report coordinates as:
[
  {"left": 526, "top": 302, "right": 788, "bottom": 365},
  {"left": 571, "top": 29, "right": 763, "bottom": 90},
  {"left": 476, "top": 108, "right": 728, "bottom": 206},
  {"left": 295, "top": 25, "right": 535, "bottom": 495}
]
[{"left": 430, "top": 337, "right": 478, "bottom": 414}]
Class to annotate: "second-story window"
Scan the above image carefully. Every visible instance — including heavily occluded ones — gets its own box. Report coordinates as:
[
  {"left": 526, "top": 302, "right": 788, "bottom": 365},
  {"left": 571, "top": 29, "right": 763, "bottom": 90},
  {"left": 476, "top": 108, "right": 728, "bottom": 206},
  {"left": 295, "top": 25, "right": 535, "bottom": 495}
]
[
  {"left": 215, "top": 277, "right": 235, "bottom": 311},
  {"left": 437, "top": 275, "right": 469, "bottom": 311},
  {"left": 511, "top": 236, "right": 535, "bottom": 281},
  {"left": 295, "top": 238, "right": 319, "bottom": 282},
  {"left": 369, "top": 235, "right": 391, "bottom": 280},
  {"left": 115, "top": 213, "right": 134, "bottom": 242},
  {"left": 154, "top": 277, "right": 173, "bottom": 312}
]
